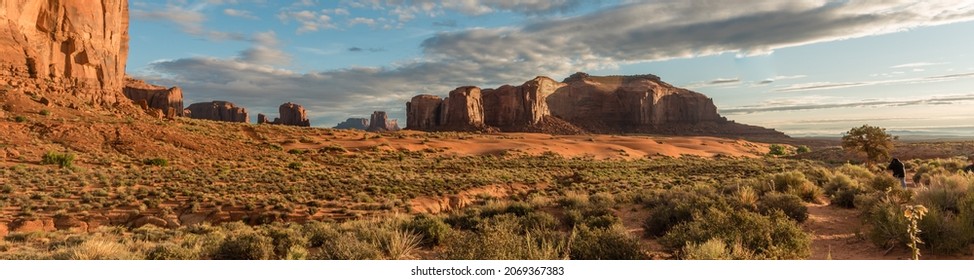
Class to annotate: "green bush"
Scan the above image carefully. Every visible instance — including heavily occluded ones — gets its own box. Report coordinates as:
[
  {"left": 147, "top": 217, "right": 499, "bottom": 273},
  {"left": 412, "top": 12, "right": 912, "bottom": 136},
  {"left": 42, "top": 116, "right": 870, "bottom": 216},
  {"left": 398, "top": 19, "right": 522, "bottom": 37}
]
[
  {"left": 264, "top": 225, "right": 308, "bottom": 259},
  {"left": 660, "top": 207, "right": 811, "bottom": 259},
  {"left": 441, "top": 215, "right": 566, "bottom": 260},
  {"left": 569, "top": 225, "right": 644, "bottom": 260},
  {"left": 287, "top": 149, "right": 307, "bottom": 155},
  {"left": 143, "top": 158, "right": 169, "bottom": 167},
  {"left": 918, "top": 207, "right": 973, "bottom": 254},
  {"left": 796, "top": 145, "right": 811, "bottom": 154},
  {"left": 41, "top": 151, "right": 75, "bottom": 168},
  {"left": 287, "top": 162, "right": 303, "bottom": 170},
  {"left": 758, "top": 193, "right": 809, "bottom": 222},
  {"left": 768, "top": 144, "right": 787, "bottom": 156},
  {"left": 868, "top": 175, "right": 900, "bottom": 192},
  {"left": 564, "top": 207, "right": 620, "bottom": 229},
  {"left": 682, "top": 238, "right": 755, "bottom": 260},
  {"left": 213, "top": 232, "right": 274, "bottom": 260},
  {"left": 402, "top": 214, "right": 452, "bottom": 247},
  {"left": 824, "top": 173, "right": 858, "bottom": 196},
  {"left": 307, "top": 225, "right": 382, "bottom": 260},
  {"left": 836, "top": 164, "right": 875, "bottom": 182},
  {"left": 862, "top": 199, "right": 909, "bottom": 250},
  {"left": 641, "top": 187, "right": 721, "bottom": 237},
  {"left": 146, "top": 243, "right": 196, "bottom": 260},
  {"left": 39, "top": 109, "right": 51, "bottom": 116},
  {"left": 14, "top": 115, "right": 27, "bottom": 122}
]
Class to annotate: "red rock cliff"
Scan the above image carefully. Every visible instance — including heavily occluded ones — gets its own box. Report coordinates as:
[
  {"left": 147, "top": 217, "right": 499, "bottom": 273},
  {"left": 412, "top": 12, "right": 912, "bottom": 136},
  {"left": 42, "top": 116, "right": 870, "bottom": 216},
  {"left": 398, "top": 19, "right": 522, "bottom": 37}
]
[{"left": 0, "top": 0, "right": 129, "bottom": 105}]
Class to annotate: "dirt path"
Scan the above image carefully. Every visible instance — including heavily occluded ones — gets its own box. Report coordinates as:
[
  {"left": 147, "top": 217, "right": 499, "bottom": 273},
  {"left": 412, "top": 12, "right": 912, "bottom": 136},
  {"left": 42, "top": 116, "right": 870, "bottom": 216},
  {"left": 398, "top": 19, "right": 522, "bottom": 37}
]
[{"left": 804, "top": 203, "right": 974, "bottom": 260}]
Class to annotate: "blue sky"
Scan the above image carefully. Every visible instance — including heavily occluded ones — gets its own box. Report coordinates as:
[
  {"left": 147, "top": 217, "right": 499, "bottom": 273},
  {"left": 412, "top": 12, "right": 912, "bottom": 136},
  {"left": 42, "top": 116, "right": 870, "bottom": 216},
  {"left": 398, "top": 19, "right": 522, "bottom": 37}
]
[{"left": 129, "top": 0, "right": 974, "bottom": 137}]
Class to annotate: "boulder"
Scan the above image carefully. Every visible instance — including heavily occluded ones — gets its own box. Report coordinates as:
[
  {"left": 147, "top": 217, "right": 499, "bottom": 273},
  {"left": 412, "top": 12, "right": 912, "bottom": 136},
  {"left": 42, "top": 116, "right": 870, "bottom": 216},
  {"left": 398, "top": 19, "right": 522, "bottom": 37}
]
[
  {"left": 0, "top": 0, "right": 129, "bottom": 105},
  {"left": 123, "top": 78, "right": 184, "bottom": 117},
  {"left": 185, "top": 101, "right": 249, "bottom": 123},
  {"left": 9, "top": 218, "right": 56, "bottom": 233},
  {"left": 334, "top": 118, "right": 369, "bottom": 130}
]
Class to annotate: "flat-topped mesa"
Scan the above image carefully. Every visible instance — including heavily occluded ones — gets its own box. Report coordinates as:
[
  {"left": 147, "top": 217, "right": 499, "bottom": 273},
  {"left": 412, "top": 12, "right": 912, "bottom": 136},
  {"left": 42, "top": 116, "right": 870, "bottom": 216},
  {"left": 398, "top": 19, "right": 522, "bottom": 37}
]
[
  {"left": 0, "top": 0, "right": 129, "bottom": 105},
  {"left": 406, "top": 72, "right": 788, "bottom": 139},
  {"left": 185, "top": 101, "right": 249, "bottom": 123},
  {"left": 123, "top": 78, "right": 183, "bottom": 118},
  {"left": 334, "top": 118, "right": 369, "bottom": 130}
]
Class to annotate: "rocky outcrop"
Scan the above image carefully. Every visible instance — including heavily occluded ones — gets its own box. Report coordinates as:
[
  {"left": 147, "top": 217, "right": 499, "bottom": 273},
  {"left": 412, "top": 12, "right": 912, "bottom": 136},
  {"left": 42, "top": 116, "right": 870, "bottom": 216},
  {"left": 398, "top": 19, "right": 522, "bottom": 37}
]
[
  {"left": 260, "top": 102, "right": 311, "bottom": 127},
  {"left": 406, "top": 72, "right": 788, "bottom": 139},
  {"left": 123, "top": 78, "right": 183, "bottom": 118},
  {"left": 334, "top": 118, "right": 369, "bottom": 130},
  {"left": 406, "top": 95, "right": 443, "bottom": 130},
  {"left": 366, "top": 111, "right": 401, "bottom": 132},
  {"left": 0, "top": 0, "right": 129, "bottom": 105},
  {"left": 185, "top": 101, "right": 249, "bottom": 123}
]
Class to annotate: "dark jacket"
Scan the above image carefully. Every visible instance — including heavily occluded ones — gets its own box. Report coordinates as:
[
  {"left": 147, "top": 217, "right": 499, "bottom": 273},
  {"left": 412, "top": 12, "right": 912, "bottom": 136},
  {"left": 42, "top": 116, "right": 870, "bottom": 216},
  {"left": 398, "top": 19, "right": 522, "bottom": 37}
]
[{"left": 887, "top": 159, "right": 906, "bottom": 178}]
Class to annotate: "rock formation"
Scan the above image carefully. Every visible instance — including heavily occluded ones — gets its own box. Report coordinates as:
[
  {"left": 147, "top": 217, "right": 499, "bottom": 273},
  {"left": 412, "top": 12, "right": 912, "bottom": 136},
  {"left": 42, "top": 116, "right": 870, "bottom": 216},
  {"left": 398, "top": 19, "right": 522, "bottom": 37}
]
[
  {"left": 406, "top": 72, "right": 788, "bottom": 139},
  {"left": 257, "top": 113, "right": 270, "bottom": 124},
  {"left": 185, "top": 101, "right": 249, "bottom": 123},
  {"left": 123, "top": 78, "right": 183, "bottom": 118},
  {"left": 365, "top": 111, "right": 401, "bottom": 132},
  {"left": 334, "top": 118, "right": 369, "bottom": 130},
  {"left": 406, "top": 95, "right": 443, "bottom": 130},
  {"left": 0, "top": 0, "right": 129, "bottom": 105},
  {"left": 276, "top": 102, "right": 310, "bottom": 127}
]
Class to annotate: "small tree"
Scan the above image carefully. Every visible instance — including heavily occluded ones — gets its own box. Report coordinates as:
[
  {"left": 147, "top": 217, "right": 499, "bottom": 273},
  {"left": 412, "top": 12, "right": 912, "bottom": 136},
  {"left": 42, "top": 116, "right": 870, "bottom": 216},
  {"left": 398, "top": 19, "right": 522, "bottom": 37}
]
[
  {"left": 768, "top": 144, "right": 787, "bottom": 156},
  {"left": 841, "top": 125, "right": 895, "bottom": 165},
  {"left": 796, "top": 145, "right": 811, "bottom": 154}
]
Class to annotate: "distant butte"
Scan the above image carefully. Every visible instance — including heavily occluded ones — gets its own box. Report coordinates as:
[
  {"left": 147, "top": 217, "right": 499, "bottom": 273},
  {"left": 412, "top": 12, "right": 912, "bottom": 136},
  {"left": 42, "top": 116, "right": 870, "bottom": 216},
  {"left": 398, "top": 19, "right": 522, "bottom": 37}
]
[{"left": 406, "top": 72, "right": 788, "bottom": 139}]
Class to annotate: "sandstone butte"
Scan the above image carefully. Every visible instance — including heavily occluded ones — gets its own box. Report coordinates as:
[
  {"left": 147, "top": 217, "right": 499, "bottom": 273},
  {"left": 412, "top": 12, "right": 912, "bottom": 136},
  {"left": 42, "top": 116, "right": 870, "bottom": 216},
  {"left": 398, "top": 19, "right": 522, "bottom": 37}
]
[
  {"left": 1, "top": 0, "right": 129, "bottom": 106},
  {"left": 367, "top": 111, "right": 401, "bottom": 132},
  {"left": 406, "top": 72, "right": 788, "bottom": 139},
  {"left": 258, "top": 102, "right": 311, "bottom": 127},
  {"left": 123, "top": 77, "right": 183, "bottom": 118},
  {"left": 334, "top": 118, "right": 369, "bottom": 130},
  {"left": 185, "top": 101, "right": 249, "bottom": 123}
]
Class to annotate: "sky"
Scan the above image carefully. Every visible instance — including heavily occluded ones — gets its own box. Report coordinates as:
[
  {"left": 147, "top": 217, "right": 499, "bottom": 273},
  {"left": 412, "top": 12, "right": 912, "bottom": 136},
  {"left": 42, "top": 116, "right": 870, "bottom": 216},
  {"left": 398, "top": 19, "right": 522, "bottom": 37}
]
[{"left": 128, "top": 0, "right": 974, "bottom": 137}]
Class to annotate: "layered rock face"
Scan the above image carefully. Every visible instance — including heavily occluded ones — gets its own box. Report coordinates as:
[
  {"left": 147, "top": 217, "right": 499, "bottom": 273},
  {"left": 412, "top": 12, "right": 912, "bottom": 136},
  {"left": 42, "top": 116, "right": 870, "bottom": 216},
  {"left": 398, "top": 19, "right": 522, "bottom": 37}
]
[
  {"left": 334, "top": 118, "right": 369, "bottom": 130},
  {"left": 366, "top": 111, "right": 401, "bottom": 132},
  {"left": 276, "top": 102, "right": 310, "bottom": 127},
  {"left": 406, "top": 95, "right": 443, "bottom": 130},
  {"left": 406, "top": 72, "right": 787, "bottom": 139},
  {"left": 186, "top": 101, "right": 249, "bottom": 123},
  {"left": 0, "top": 0, "right": 129, "bottom": 105},
  {"left": 257, "top": 114, "right": 270, "bottom": 124},
  {"left": 123, "top": 78, "right": 183, "bottom": 118}
]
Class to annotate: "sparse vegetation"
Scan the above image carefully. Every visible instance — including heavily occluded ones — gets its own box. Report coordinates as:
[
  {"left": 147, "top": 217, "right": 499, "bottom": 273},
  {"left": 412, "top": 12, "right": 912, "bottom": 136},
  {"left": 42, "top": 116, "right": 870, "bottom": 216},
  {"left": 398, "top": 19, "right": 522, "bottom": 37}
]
[
  {"left": 143, "top": 158, "right": 169, "bottom": 167},
  {"left": 41, "top": 151, "right": 75, "bottom": 168}
]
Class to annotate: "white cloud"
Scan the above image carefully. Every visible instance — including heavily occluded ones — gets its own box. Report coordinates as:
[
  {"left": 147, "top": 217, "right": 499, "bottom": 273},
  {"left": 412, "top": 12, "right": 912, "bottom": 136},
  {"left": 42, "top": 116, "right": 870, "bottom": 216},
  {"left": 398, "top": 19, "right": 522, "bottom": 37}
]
[{"left": 224, "top": 8, "right": 259, "bottom": 19}]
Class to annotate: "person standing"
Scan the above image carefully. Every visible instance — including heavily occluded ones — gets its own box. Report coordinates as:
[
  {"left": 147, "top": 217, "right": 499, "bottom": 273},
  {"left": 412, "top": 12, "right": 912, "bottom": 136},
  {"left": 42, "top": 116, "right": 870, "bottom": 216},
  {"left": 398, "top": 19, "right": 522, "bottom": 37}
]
[{"left": 888, "top": 158, "right": 907, "bottom": 189}]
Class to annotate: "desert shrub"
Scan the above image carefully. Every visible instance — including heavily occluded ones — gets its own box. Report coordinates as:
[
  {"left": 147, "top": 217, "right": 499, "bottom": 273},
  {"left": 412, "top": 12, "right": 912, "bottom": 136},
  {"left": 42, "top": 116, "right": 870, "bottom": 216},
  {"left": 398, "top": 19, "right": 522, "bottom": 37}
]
[
  {"left": 41, "top": 151, "right": 75, "bottom": 168},
  {"left": 660, "top": 207, "right": 810, "bottom": 260},
  {"left": 213, "top": 232, "right": 274, "bottom": 260},
  {"left": 768, "top": 144, "right": 787, "bottom": 156},
  {"left": 836, "top": 164, "right": 875, "bottom": 182},
  {"left": 146, "top": 243, "right": 196, "bottom": 260},
  {"left": 682, "top": 238, "right": 755, "bottom": 260},
  {"left": 143, "top": 158, "right": 169, "bottom": 167},
  {"left": 640, "top": 186, "right": 722, "bottom": 237},
  {"left": 14, "top": 115, "right": 26, "bottom": 122},
  {"left": 790, "top": 182, "right": 826, "bottom": 204},
  {"left": 319, "top": 144, "right": 347, "bottom": 153},
  {"left": 861, "top": 198, "right": 910, "bottom": 250},
  {"left": 564, "top": 206, "right": 620, "bottom": 229},
  {"left": 735, "top": 186, "right": 759, "bottom": 210},
  {"left": 589, "top": 192, "right": 616, "bottom": 208},
  {"left": 824, "top": 173, "right": 858, "bottom": 196},
  {"left": 402, "top": 214, "right": 452, "bottom": 247},
  {"left": 287, "top": 149, "right": 307, "bottom": 155},
  {"left": 758, "top": 193, "right": 808, "bottom": 222},
  {"left": 868, "top": 175, "right": 900, "bottom": 192},
  {"left": 804, "top": 167, "right": 834, "bottom": 188},
  {"left": 557, "top": 191, "right": 590, "bottom": 209},
  {"left": 796, "top": 145, "right": 811, "bottom": 154},
  {"left": 441, "top": 215, "right": 566, "bottom": 260},
  {"left": 39, "top": 109, "right": 51, "bottom": 116},
  {"left": 287, "top": 162, "right": 303, "bottom": 170},
  {"left": 309, "top": 226, "right": 382, "bottom": 260},
  {"left": 918, "top": 207, "right": 974, "bottom": 254},
  {"left": 55, "top": 239, "right": 138, "bottom": 260},
  {"left": 569, "top": 225, "right": 644, "bottom": 260},
  {"left": 263, "top": 225, "right": 308, "bottom": 259},
  {"left": 771, "top": 171, "right": 812, "bottom": 193}
]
